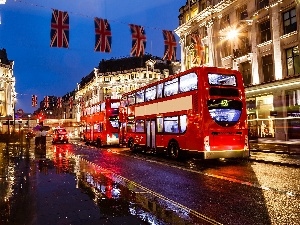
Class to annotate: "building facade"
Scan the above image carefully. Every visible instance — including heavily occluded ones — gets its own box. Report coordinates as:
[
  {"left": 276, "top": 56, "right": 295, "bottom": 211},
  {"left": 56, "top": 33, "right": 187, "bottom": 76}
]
[
  {"left": 0, "top": 48, "right": 16, "bottom": 133},
  {"left": 75, "top": 55, "right": 179, "bottom": 136},
  {"left": 175, "top": 0, "right": 300, "bottom": 140}
]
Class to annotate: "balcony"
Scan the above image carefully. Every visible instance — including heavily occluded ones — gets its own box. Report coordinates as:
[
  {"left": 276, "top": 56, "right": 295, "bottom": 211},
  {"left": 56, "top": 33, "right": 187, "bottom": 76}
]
[{"left": 233, "top": 45, "right": 251, "bottom": 59}]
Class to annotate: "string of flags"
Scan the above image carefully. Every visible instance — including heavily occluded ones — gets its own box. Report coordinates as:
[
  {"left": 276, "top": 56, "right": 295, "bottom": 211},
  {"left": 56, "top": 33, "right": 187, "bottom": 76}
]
[
  {"left": 50, "top": 9, "right": 177, "bottom": 60},
  {"left": 33, "top": 8, "right": 179, "bottom": 109},
  {"left": 32, "top": 95, "right": 82, "bottom": 109}
]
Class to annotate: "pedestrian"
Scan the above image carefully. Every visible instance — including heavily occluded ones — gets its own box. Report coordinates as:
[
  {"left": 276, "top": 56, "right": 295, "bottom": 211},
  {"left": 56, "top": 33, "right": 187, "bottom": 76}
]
[
  {"left": 41, "top": 128, "right": 47, "bottom": 149},
  {"left": 96, "top": 136, "right": 101, "bottom": 148},
  {"left": 35, "top": 129, "right": 42, "bottom": 148},
  {"left": 25, "top": 131, "right": 33, "bottom": 147}
]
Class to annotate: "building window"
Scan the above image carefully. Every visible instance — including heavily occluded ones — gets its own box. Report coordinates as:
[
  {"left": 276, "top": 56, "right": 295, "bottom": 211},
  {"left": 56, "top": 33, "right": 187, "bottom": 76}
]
[
  {"left": 283, "top": 8, "right": 297, "bottom": 35},
  {"left": 239, "top": 61, "right": 252, "bottom": 86},
  {"left": 262, "top": 55, "right": 274, "bottom": 82},
  {"left": 259, "top": 20, "right": 271, "bottom": 43},
  {"left": 257, "top": 0, "right": 269, "bottom": 10},
  {"left": 220, "top": 14, "right": 230, "bottom": 30},
  {"left": 286, "top": 46, "right": 300, "bottom": 76},
  {"left": 221, "top": 40, "right": 231, "bottom": 58},
  {"left": 239, "top": 5, "right": 248, "bottom": 20}
]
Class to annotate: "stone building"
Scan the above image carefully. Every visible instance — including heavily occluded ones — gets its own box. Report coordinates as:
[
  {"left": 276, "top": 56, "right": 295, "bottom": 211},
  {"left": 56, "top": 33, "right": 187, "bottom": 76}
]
[
  {"left": 0, "top": 48, "right": 16, "bottom": 132},
  {"left": 75, "top": 55, "right": 179, "bottom": 133},
  {"left": 175, "top": 0, "right": 300, "bottom": 140}
]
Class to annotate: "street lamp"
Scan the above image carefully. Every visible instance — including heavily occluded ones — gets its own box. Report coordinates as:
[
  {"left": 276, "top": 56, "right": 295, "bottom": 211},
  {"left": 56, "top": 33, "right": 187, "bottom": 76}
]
[{"left": 28, "top": 114, "right": 31, "bottom": 130}]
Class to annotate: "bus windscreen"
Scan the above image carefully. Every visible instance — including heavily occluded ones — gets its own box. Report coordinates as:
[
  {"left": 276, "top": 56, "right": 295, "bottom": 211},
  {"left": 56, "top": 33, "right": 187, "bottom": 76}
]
[{"left": 207, "top": 99, "right": 242, "bottom": 126}]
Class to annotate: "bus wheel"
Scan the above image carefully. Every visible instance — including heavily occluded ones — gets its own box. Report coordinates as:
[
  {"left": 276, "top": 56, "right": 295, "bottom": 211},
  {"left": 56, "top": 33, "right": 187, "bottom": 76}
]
[
  {"left": 168, "top": 141, "right": 180, "bottom": 160},
  {"left": 128, "top": 139, "right": 136, "bottom": 152}
]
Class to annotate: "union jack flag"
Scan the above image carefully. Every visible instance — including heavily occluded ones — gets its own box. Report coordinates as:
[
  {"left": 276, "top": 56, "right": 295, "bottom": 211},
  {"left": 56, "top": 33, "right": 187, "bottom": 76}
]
[
  {"left": 94, "top": 17, "right": 112, "bottom": 52},
  {"left": 162, "top": 30, "right": 177, "bottom": 61},
  {"left": 50, "top": 9, "right": 69, "bottom": 48},
  {"left": 57, "top": 97, "right": 62, "bottom": 108},
  {"left": 129, "top": 24, "right": 146, "bottom": 57},
  {"left": 191, "top": 33, "right": 205, "bottom": 65},
  {"left": 44, "top": 96, "right": 49, "bottom": 108},
  {"left": 31, "top": 95, "right": 37, "bottom": 107}
]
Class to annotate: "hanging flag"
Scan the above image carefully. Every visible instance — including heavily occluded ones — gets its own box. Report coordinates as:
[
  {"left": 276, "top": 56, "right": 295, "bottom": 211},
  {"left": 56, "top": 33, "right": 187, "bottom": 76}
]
[
  {"left": 44, "top": 96, "right": 49, "bottom": 108},
  {"left": 94, "top": 17, "right": 112, "bottom": 52},
  {"left": 31, "top": 95, "right": 37, "bottom": 107},
  {"left": 162, "top": 30, "right": 177, "bottom": 61},
  {"left": 191, "top": 33, "right": 205, "bottom": 65},
  {"left": 69, "top": 97, "right": 73, "bottom": 108},
  {"left": 57, "top": 97, "right": 62, "bottom": 108},
  {"left": 50, "top": 9, "right": 69, "bottom": 48},
  {"left": 129, "top": 24, "right": 146, "bottom": 57}
]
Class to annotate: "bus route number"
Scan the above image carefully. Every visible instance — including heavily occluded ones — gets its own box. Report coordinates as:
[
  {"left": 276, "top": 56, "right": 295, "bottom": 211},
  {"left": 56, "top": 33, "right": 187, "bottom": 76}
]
[{"left": 221, "top": 100, "right": 229, "bottom": 107}]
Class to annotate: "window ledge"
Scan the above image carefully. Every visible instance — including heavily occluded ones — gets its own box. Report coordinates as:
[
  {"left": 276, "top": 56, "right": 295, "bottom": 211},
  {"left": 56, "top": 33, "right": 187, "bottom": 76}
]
[
  {"left": 257, "top": 40, "right": 273, "bottom": 48},
  {"left": 280, "top": 31, "right": 298, "bottom": 40}
]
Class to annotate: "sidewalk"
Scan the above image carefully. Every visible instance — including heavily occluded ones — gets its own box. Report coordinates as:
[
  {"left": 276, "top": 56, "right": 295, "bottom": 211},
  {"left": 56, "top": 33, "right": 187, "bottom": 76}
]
[
  {"left": 250, "top": 138, "right": 300, "bottom": 154},
  {"left": 249, "top": 138, "right": 300, "bottom": 167}
]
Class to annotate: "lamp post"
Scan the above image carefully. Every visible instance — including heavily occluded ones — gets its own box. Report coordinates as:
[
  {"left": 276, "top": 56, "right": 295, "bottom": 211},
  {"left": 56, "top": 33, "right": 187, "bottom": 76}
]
[{"left": 28, "top": 114, "right": 31, "bottom": 130}]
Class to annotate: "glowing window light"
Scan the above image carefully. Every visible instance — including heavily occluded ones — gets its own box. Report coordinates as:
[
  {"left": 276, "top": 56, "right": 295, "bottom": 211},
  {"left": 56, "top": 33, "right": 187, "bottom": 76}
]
[{"left": 226, "top": 29, "right": 238, "bottom": 40}]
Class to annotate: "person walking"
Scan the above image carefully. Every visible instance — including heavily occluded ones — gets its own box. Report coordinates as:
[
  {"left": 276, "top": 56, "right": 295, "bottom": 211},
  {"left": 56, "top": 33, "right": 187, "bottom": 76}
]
[
  {"left": 41, "top": 128, "right": 47, "bottom": 149},
  {"left": 35, "top": 129, "right": 42, "bottom": 148}
]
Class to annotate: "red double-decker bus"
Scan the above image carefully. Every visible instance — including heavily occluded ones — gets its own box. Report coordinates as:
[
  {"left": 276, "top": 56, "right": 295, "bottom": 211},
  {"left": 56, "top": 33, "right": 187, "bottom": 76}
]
[
  {"left": 119, "top": 66, "right": 249, "bottom": 160},
  {"left": 82, "top": 98, "right": 120, "bottom": 146}
]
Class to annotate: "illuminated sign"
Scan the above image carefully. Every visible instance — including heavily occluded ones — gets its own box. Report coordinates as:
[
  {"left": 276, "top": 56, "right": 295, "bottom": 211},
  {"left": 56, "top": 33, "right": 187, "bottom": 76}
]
[{"left": 221, "top": 99, "right": 229, "bottom": 107}]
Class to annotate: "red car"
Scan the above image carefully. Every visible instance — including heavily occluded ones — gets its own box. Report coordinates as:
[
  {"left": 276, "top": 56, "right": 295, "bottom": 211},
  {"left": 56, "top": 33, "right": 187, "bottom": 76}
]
[{"left": 52, "top": 128, "right": 69, "bottom": 144}]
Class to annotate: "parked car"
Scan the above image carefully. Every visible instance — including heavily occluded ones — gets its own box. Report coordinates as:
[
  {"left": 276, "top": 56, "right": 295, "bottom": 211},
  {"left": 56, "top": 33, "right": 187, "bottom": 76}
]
[{"left": 52, "top": 128, "right": 69, "bottom": 144}]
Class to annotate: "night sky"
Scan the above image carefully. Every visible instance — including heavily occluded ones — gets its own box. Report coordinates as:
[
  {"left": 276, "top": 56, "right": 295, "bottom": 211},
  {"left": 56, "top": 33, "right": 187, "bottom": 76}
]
[{"left": 0, "top": 0, "right": 183, "bottom": 113}]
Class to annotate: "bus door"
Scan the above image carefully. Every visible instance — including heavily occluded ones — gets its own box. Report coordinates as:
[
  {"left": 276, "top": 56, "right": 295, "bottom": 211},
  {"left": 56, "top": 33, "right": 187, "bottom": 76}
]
[{"left": 146, "top": 119, "right": 156, "bottom": 149}]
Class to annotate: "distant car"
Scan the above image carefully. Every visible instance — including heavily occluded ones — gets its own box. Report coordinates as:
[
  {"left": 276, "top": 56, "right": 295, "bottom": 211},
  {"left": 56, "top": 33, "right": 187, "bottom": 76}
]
[{"left": 52, "top": 128, "right": 69, "bottom": 144}]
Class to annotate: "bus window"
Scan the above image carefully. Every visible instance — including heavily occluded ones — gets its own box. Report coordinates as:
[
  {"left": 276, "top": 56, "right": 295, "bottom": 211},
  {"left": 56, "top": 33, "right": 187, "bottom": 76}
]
[
  {"left": 180, "top": 73, "right": 197, "bottom": 92},
  {"left": 135, "top": 119, "right": 145, "bottom": 132},
  {"left": 180, "top": 115, "right": 187, "bottom": 133},
  {"left": 127, "top": 122, "right": 135, "bottom": 132},
  {"left": 145, "top": 86, "right": 156, "bottom": 101},
  {"left": 157, "top": 83, "right": 163, "bottom": 99},
  {"left": 208, "top": 73, "right": 237, "bottom": 86},
  {"left": 157, "top": 117, "right": 163, "bottom": 132},
  {"left": 100, "top": 102, "right": 106, "bottom": 111},
  {"left": 128, "top": 94, "right": 135, "bottom": 105},
  {"left": 121, "top": 96, "right": 128, "bottom": 107},
  {"left": 164, "top": 116, "right": 179, "bottom": 133},
  {"left": 111, "top": 102, "right": 120, "bottom": 108},
  {"left": 136, "top": 90, "right": 145, "bottom": 104},
  {"left": 207, "top": 99, "right": 242, "bottom": 126},
  {"left": 109, "top": 116, "right": 119, "bottom": 128},
  {"left": 164, "top": 78, "right": 179, "bottom": 97}
]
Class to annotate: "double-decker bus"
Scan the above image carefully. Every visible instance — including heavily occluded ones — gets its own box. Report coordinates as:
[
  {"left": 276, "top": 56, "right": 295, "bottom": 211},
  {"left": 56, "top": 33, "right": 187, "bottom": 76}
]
[
  {"left": 82, "top": 98, "right": 120, "bottom": 146},
  {"left": 119, "top": 66, "right": 249, "bottom": 160}
]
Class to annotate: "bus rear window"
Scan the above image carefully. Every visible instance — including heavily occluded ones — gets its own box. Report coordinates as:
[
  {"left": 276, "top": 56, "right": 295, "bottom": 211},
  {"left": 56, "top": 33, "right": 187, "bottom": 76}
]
[
  {"left": 208, "top": 73, "right": 237, "bottom": 86},
  {"left": 207, "top": 99, "right": 242, "bottom": 126}
]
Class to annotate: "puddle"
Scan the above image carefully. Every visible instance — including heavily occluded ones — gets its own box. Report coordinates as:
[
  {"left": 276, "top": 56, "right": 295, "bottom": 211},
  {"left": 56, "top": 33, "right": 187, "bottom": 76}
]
[{"left": 1, "top": 145, "right": 216, "bottom": 225}]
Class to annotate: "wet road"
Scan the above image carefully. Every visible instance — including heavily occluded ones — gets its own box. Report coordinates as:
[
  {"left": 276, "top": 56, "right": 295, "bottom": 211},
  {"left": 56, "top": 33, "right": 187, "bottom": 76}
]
[{"left": 1, "top": 140, "right": 300, "bottom": 225}]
